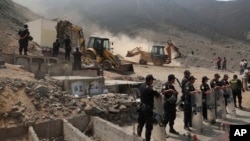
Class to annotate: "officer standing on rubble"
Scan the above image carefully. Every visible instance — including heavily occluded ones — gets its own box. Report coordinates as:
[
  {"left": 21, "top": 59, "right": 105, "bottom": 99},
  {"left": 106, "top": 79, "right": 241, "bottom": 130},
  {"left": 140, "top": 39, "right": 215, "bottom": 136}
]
[
  {"left": 64, "top": 35, "right": 71, "bottom": 61},
  {"left": 162, "top": 74, "right": 179, "bottom": 135},
  {"left": 137, "top": 74, "right": 161, "bottom": 141},
  {"left": 72, "top": 47, "right": 82, "bottom": 70},
  {"left": 183, "top": 76, "right": 201, "bottom": 131},
  {"left": 230, "top": 74, "right": 244, "bottom": 109},
  {"left": 18, "top": 24, "right": 30, "bottom": 55},
  {"left": 200, "top": 76, "right": 211, "bottom": 121}
]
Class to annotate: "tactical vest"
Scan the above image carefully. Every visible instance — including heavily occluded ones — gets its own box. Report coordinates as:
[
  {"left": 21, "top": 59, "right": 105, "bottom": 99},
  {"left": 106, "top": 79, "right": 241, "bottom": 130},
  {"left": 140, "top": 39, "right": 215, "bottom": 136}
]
[{"left": 230, "top": 79, "right": 239, "bottom": 89}]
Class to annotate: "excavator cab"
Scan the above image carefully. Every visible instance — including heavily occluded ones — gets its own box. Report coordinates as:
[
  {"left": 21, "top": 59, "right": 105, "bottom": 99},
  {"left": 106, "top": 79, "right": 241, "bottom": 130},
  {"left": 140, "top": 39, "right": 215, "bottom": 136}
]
[
  {"left": 85, "top": 36, "right": 110, "bottom": 58},
  {"left": 151, "top": 45, "right": 168, "bottom": 66}
]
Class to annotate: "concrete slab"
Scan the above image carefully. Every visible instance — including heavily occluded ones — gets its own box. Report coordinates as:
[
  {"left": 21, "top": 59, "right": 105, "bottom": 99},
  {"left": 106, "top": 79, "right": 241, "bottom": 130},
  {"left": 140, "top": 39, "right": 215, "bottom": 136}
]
[
  {"left": 105, "top": 80, "right": 143, "bottom": 94},
  {"left": 105, "top": 80, "right": 143, "bottom": 86},
  {"left": 52, "top": 76, "right": 103, "bottom": 80}
]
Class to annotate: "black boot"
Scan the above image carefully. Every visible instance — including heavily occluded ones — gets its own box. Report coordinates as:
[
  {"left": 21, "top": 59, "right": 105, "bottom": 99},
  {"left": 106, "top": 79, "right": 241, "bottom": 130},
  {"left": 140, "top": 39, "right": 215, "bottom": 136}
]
[
  {"left": 170, "top": 127, "right": 179, "bottom": 135},
  {"left": 137, "top": 126, "right": 142, "bottom": 137},
  {"left": 239, "top": 103, "right": 243, "bottom": 109},
  {"left": 184, "top": 125, "right": 192, "bottom": 131}
]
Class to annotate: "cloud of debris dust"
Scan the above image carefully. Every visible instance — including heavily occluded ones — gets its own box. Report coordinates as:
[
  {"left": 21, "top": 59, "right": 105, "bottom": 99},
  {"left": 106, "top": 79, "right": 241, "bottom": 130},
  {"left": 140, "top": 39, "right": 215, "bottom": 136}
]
[{"left": 94, "top": 30, "right": 154, "bottom": 63}]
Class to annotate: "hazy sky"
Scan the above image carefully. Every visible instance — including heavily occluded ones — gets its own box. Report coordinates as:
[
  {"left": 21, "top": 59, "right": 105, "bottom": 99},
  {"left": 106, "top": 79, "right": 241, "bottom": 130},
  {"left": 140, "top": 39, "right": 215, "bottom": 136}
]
[{"left": 13, "top": 0, "right": 237, "bottom": 18}]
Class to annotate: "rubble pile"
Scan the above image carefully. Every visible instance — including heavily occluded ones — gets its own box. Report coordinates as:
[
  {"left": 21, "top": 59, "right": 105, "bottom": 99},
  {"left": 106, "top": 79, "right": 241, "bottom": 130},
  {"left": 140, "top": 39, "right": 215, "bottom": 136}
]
[
  {"left": 0, "top": 77, "right": 138, "bottom": 127},
  {"left": 85, "top": 93, "right": 138, "bottom": 125}
]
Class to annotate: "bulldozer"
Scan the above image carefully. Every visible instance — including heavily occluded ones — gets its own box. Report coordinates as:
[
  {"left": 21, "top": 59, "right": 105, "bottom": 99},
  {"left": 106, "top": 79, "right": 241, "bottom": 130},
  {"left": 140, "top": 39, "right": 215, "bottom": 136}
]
[
  {"left": 126, "top": 41, "right": 181, "bottom": 66},
  {"left": 56, "top": 20, "right": 134, "bottom": 74}
]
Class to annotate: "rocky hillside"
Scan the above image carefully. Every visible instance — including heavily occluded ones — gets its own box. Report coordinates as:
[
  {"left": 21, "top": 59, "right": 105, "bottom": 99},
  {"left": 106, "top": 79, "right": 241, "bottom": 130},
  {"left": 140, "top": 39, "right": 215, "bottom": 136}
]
[{"left": 0, "top": 0, "right": 39, "bottom": 53}]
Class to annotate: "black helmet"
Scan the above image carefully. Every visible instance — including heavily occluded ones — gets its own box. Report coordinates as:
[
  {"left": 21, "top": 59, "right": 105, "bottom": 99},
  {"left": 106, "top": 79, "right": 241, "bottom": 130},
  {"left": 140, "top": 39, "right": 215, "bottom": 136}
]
[
  {"left": 24, "top": 24, "right": 28, "bottom": 28},
  {"left": 168, "top": 74, "right": 176, "bottom": 81},
  {"left": 202, "top": 76, "right": 209, "bottom": 82}
]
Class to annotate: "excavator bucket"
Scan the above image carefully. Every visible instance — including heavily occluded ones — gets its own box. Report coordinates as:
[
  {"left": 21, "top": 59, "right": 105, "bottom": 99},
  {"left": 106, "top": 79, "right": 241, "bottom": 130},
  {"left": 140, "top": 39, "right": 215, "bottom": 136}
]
[
  {"left": 126, "top": 51, "right": 134, "bottom": 57},
  {"left": 115, "top": 63, "right": 134, "bottom": 75},
  {"left": 126, "top": 47, "right": 142, "bottom": 57}
]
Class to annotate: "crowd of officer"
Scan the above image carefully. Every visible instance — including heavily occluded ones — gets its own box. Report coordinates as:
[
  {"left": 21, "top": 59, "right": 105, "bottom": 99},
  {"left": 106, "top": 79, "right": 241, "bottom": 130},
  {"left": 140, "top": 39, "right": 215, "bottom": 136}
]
[{"left": 137, "top": 71, "right": 245, "bottom": 141}]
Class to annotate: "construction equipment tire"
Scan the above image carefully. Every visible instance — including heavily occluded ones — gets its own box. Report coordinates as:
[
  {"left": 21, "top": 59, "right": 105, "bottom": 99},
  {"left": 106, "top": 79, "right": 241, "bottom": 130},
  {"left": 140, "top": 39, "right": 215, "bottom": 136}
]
[
  {"left": 102, "top": 60, "right": 112, "bottom": 71},
  {"left": 153, "top": 58, "right": 164, "bottom": 66},
  {"left": 84, "top": 50, "right": 96, "bottom": 60},
  {"left": 139, "top": 59, "right": 147, "bottom": 65}
]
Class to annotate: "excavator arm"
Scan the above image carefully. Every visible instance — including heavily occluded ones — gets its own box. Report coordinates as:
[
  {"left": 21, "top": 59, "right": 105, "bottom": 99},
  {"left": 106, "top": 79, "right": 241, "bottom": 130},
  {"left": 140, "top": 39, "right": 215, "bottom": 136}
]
[
  {"left": 126, "top": 47, "right": 142, "bottom": 57},
  {"left": 166, "top": 40, "right": 181, "bottom": 63}
]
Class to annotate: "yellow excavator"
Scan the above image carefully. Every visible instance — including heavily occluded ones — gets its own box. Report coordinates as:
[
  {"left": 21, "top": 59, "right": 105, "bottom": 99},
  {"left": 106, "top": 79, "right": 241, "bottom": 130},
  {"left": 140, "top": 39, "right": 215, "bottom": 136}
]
[
  {"left": 126, "top": 40, "right": 181, "bottom": 66},
  {"left": 56, "top": 20, "right": 134, "bottom": 74}
]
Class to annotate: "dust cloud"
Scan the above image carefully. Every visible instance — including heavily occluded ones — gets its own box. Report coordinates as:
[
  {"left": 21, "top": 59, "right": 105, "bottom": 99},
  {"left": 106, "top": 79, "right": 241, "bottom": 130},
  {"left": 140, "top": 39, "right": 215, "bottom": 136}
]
[{"left": 93, "top": 30, "right": 154, "bottom": 63}]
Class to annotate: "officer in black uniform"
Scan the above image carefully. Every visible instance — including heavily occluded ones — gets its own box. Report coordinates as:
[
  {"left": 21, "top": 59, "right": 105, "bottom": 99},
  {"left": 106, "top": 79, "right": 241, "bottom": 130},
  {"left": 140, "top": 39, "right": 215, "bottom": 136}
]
[
  {"left": 137, "top": 74, "right": 161, "bottom": 141},
  {"left": 72, "top": 47, "right": 82, "bottom": 70},
  {"left": 181, "top": 70, "right": 191, "bottom": 100},
  {"left": 178, "top": 70, "right": 191, "bottom": 110},
  {"left": 230, "top": 74, "right": 245, "bottom": 109},
  {"left": 210, "top": 73, "right": 222, "bottom": 89},
  {"left": 210, "top": 73, "right": 223, "bottom": 117},
  {"left": 183, "top": 76, "right": 201, "bottom": 131},
  {"left": 220, "top": 74, "right": 230, "bottom": 108},
  {"left": 64, "top": 35, "right": 71, "bottom": 61},
  {"left": 200, "top": 76, "right": 211, "bottom": 121},
  {"left": 18, "top": 24, "right": 30, "bottom": 55},
  {"left": 162, "top": 74, "right": 179, "bottom": 135}
]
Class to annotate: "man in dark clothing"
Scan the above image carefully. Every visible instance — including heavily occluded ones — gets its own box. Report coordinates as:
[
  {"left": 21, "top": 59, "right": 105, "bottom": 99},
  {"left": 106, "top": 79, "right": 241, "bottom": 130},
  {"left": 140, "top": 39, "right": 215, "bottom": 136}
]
[
  {"left": 217, "top": 57, "right": 221, "bottom": 70},
  {"left": 18, "top": 24, "right": 30, "bottom": 55},
  {"left": 137, "top": 74, "right": 161, "bottom": 141},
  {"left": 64, "top": 35, "right": 71, "bottom": 61},
  {"left": 179, "top": 70, "right": 191, "bottom": 121},
  {"left": 210, "top": 73, "right": 222, "bottom": 89},
  {"left": 222, "top": 57, "right": 227, "bottom": 70},
  {"left": 52, "top": 39, "right": 60, "bottom": 57},
  {"left": 220, "top": 74, "right": 230, "bottom": 107},
  {"left": 72, "top": 48, "right": 82, "bottom": 70},
  {"left": 183, "top": 76, "right": 201, "bottom": 131},
  {"left": 230, "top": 74, "right": 245, "bottom": 109},
  {"left": 181, "top": 70, "right": 191, "bottom": 102},
  {"left": 200, "top": 76, "right": 211, "bottom": 121},
  {"left": 162, "top": 74, "right": 179, "bottom": 135},
  {"left": 210, "top": 73, "right": 223, "bottom": 117}
]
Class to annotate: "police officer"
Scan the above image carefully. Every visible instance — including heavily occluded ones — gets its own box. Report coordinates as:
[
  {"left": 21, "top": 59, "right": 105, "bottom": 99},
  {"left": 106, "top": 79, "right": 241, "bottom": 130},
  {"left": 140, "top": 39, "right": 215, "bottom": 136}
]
[
  {"left": 180, "top": 70, "right": 191, "bottom": 104},
  {"left": 162, "top": 74, "right": 179, "bottom": 135},
  {"left": 200, "top": 76, "right": 211, "bottom": 121},
  {"left": 18, "top": 24, "right": 30, "bottom": 55},
  {"left": 72, "top": 47, "right": 82, "bottom": 70},
  {"left": 210, "top": 73, "right": 222, "bottom": 89},
  {"left": 137, "top": 74, "right": 161, "bottom": 141},
  {"left": 179, "top": 70, "right": 191, "bottom": 120},
  {"left": 230, "top": 74, "right": 245, "bottom": 109},
  {"left": 52, "top": 39, "right": 60, "bottom": 57},
  {"left": 210, "top": 73, "right": 223, "bottom": 117},
  {"left": 220, "top": 74, "right": 230, "bottom": 108},
  {"left": 64, "top": 35, "right": 71, "bottom": 61},
  {"left": 183, "top": 76, "right": 201, "bottom": 131}
]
